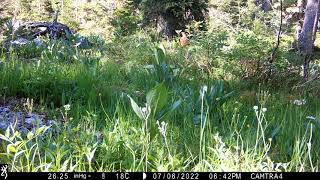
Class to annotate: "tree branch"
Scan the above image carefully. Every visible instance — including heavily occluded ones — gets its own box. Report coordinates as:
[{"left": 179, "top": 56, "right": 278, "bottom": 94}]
[{"left": 269, "top": 0, "right": 283, "bottom": 63}]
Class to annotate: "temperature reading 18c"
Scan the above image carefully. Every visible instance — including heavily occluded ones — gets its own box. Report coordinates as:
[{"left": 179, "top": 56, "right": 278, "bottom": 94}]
[{"left": 116, "top": 173, "right": 130, "bottom": 180}]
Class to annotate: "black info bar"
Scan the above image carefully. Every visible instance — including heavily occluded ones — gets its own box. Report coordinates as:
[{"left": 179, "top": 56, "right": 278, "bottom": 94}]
[{"left": 1, "top": 164, "right": 319, "bottom": 180}]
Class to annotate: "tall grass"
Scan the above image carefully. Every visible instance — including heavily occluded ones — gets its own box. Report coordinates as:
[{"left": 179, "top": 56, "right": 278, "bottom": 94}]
[{"left": 0, "top": 33, "right": 319, "bottom": 172}]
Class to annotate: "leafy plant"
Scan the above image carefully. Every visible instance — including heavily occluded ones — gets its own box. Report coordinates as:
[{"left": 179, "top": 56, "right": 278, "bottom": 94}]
[
  {"left": 128, "top": 83, "right": 181, "bottom": 140},
  {"left": 193, "top": 80, "right": 234, "bottom": 125},
  {"left": 0, "top": 125, "right": 51, "bottom": 171},
  {"left": 150, "top": 44, "right": 181, "bottom": 83},
  {"left": 229, "top": 31, "right": 275, "bottom": 79},
  {"left": 193, "top": 31, "right": 228, "bottom": 60},
  {"left": 111, "top": 2, "right": 139, "bottom": 37}
]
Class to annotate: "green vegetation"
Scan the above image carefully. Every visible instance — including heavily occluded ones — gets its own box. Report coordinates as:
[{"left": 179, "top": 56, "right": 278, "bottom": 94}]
[{"left": 0, "top": 0, "right": 319, "bottom": 172}]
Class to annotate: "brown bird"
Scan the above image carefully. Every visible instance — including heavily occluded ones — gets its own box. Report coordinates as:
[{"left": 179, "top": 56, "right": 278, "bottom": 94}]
[{"left": 179, "top": 32, "right": 190, "bottom": 47}]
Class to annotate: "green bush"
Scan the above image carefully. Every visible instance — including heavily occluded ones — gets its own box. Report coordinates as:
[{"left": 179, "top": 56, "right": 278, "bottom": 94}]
[{"left": 111, "top": 4, "right": 139, "bottom": 37}]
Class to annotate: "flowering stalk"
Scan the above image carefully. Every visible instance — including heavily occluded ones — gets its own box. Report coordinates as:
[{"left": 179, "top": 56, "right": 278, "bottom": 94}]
[
  {"left": 254, "top": 106, "right": 268, "bottom": 154},
  {"left": 157, "top": 121, "right": 172, "bottom": 162}
]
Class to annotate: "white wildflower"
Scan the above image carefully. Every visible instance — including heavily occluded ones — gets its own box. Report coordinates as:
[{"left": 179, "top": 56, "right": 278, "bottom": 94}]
[
  {"left": 63, "top": 104, "right": 70, "bottom": 111},
  {"left": 293, "top": 99, "right": 306, "bottom": 106},
  {"left": 141, "top": 104, "right": 151, "bottom": 119},
  {"left": 262, "top": 108, "right": 267, "bottom": 112},
  {"left": 157, "top": 121, "right": 168, "bottom": 137},
  {"left": 306, "top": 116, "right": 316, "bottom": 120},
  {"left": 200, "top": 85, "right": 208, "bottom": 98},
  {"left": 253, "top": 106, "right": 259, "bottom": 110},
  {"left": 142, "top": 107, "right": 148, "bottom": 114}
]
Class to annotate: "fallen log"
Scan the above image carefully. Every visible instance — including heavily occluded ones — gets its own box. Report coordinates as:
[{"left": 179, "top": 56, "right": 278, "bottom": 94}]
[
  {"left": 3, "top": 20, "right": 92, "bottom": 52},
  {"left": 15, "top": 21, "right": 74, "bottom": 40}
]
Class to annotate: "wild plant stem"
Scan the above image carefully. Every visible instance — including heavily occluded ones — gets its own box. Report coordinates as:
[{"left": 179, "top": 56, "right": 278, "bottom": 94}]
[
  {"left": 199, "top": 92, "right": 205, "bottom": 163},
  {"left": 254, "top": 110, "right": 260, "bottom": 154},
  {"left": 259, "top": 110, "right": 266, "bottom": 147},
  {"left": 308, "top": 124, "right": 314, "bottom": 171}
]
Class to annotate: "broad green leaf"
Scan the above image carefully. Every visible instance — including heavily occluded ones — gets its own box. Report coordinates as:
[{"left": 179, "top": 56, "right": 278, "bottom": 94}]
[
  {"left": 156, "top": 83, "right": 168, "bottom": 111},
  {"left": 217, "top": 80, "right": 224, "bottom": 93},
  {"left": 221, "top": 91, "right": 234, "bottom": 100},
  {"left": 36, "top": 126, "right": 50, "bottom": 136},
  {"left": 146, "top": 88, "right": 156, "bottom": 108},
  {"left": 158, "top": 43, "right": 166, "bottom": 56},
  {"left": 0, "top": 133, "right": 12, "bottom": 143},
  {"left": 154, "top": 44, "right": 166, "bottom": 65},
  {"left": 128, "top": 95, "right": 144, "bottom": 120},
  {"left": 157, "top": 100, "right": 182, "bottom": 120},
  {"left": 169, "top": 100, "right": 182, "bottom": 112},
  {"left": 149, "top": 118, "right": 157, "bottom": 141},
  {"left": 147, "top": 83, "right": 168, "bottom": 115}
]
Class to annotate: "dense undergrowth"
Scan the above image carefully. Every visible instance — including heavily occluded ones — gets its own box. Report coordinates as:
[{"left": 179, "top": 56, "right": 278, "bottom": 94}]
[{"left": 0, "top": 28, "right": 319, "bottom": 172}]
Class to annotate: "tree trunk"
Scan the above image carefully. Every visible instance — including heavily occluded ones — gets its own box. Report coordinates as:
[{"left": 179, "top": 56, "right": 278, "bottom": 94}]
[
  {"left": 156, "top": 13, "right": 175, "bottom": 39},
  {"left": 269, "top": 0, "right": 282, "bottom": 64},
  {"left": 298, "top": 0, "right": 320, "bottom": 80}
]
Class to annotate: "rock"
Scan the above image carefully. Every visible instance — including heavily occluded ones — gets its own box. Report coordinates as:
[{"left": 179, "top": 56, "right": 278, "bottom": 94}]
[
  {"left": 25, "top": 117, "right": 36, "bottom": 125},
  {"left": 0, "top": 104, "right": 57, "bottom": 137},
  {"left": 10, "top": 37, "right": 29, "bottom": 47},
  {"left": 0, "top": 121, "right": 8, "bottom": 130},
  {"left": 2, "top": 107, "right": 10, "bottom": 112},
  {"left": 18, "top": 126, "right": 29, "bottom": 135},
  {"left": 33, "top": 38, "right": 44, "bottom": 47}
]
